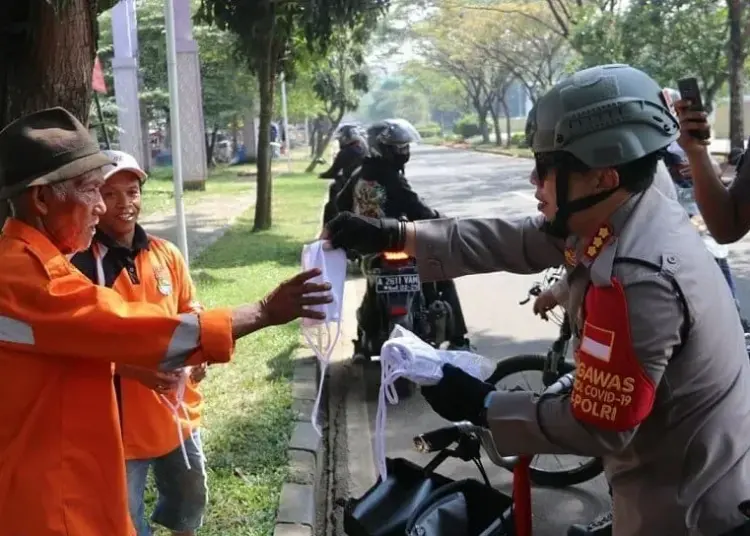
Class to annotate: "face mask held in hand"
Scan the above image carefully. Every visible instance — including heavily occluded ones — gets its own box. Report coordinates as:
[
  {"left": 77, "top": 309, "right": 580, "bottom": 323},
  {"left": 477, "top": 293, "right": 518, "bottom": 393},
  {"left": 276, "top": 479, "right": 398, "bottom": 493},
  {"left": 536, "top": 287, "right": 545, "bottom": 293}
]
[
  {"left": 373, "top": 325, "right": 494, "bottom": 481},
  {"left": 301, "top": 240, "right": 347, "bottom": 435}
]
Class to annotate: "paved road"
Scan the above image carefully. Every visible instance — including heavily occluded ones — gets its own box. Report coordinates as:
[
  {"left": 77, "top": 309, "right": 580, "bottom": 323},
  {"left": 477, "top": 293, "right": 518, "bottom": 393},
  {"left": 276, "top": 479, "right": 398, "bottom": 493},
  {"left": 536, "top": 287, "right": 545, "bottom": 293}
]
[{"left": 329, "top": 144, "right": 750, "bottom": 535}]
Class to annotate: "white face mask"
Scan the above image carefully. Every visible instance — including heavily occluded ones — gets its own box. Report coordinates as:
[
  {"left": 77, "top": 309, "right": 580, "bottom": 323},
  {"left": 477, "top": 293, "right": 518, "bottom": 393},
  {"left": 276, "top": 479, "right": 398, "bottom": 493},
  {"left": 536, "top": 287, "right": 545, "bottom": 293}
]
[
  {"left": 374, "top": 325, "right": 493, "bottom": 482},
  {"left": 300, "top": 240, "right": 347, "bottom": 435}
]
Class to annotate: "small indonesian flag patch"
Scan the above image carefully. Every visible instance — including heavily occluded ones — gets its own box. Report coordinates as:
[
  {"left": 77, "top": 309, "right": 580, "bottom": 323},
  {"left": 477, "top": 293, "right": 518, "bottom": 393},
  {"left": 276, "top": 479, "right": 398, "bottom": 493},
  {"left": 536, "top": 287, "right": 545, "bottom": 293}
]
[{"left": 580, "top": 322, "right": 615, "bottom": 363}]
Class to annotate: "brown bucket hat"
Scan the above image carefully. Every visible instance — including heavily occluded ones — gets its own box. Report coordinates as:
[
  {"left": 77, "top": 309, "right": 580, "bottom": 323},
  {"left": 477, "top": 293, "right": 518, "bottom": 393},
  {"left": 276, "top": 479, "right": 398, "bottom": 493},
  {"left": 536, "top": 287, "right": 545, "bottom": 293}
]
[{"left": 0, "top": 107, "right": 113, "bottom": 200}]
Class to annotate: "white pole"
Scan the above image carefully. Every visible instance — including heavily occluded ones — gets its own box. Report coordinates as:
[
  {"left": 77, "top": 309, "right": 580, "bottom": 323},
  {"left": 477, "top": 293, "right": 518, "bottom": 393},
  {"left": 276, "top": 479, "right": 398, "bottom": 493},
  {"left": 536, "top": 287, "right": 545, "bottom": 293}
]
[
  {"left": 280, "top": 75, "right": 292, "bottom": 173},
  {"left": 164, "top": 0, "right": 189, "bottom": 266}
]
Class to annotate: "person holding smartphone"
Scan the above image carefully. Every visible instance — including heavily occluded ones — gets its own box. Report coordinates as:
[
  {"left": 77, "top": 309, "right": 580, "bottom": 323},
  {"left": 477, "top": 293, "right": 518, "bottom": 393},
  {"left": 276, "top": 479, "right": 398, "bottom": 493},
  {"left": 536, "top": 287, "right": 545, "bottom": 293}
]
[{"left": 674, "top": 93, "right": 750, "bottom": 244}]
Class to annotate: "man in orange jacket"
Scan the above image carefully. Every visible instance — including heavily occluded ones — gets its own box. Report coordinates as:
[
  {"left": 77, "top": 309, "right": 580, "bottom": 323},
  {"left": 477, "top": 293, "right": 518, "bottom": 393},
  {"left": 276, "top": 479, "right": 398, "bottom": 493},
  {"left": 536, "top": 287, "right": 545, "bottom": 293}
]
[
  {"left": 72, "top": 150, "right": 212, "bottom": 536},
  {"left": 0, "top": 107, "right": 332, "bottom": 536}
]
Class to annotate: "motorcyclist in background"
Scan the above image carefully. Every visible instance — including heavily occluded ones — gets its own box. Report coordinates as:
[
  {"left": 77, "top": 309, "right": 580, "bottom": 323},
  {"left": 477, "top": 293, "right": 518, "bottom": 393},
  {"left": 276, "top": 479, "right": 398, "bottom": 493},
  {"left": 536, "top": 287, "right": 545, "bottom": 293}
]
[
  {"left": 319, "top": 124, "right": 368, "bottom": 228},
  {"left": 336, "top": 118, "right": 472, "bottom": 358}
]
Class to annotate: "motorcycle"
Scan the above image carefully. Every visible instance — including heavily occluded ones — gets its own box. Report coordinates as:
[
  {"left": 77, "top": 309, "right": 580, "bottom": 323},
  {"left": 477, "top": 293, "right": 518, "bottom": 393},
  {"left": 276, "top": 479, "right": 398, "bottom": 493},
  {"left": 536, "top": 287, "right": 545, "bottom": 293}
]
[{"left": 354, "top": 250, "right": 456, "bottom": 396}]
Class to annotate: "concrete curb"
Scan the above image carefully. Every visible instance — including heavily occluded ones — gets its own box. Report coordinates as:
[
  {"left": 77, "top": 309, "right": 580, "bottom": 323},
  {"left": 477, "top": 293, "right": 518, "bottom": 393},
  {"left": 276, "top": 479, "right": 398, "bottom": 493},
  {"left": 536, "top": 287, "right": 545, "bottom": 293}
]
[{"left": 273, "top": 346, "right": 324, "bottom": 536}]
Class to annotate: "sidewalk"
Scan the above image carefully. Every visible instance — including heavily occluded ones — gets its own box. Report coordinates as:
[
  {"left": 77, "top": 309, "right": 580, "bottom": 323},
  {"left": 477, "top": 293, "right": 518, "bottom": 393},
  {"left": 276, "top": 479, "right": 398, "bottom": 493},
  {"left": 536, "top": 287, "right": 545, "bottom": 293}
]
[{"left": 140, "top": 189, "right": 254, "bottom": 261}]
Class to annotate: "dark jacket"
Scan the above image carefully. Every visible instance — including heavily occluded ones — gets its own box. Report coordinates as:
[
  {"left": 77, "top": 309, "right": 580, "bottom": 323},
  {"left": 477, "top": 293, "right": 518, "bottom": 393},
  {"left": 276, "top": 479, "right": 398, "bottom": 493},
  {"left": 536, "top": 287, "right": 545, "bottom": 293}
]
[
  {"left": 319, "top": 143, "right": 367, "bottom": 181},
  {"left": 335, "top": 157, "right": 439, "bottom": 221}
]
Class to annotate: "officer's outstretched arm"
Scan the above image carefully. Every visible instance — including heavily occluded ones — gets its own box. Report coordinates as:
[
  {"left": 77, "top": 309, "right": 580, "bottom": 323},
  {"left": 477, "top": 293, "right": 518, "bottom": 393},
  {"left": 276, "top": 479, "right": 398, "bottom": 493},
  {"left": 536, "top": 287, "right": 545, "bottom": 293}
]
[
  {"left": 406, "top": 215, "right": 565, "bottom": 282},
  {"left": 483, "top": 266, "right": 684, "bottom": 457}
]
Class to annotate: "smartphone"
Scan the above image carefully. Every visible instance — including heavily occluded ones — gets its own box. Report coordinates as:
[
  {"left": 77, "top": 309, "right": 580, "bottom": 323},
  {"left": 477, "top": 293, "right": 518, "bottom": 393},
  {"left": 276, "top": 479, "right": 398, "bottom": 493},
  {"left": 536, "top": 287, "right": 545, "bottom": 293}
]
[{"left": 677, "top": 77, "right": 710, "bottom": 140}]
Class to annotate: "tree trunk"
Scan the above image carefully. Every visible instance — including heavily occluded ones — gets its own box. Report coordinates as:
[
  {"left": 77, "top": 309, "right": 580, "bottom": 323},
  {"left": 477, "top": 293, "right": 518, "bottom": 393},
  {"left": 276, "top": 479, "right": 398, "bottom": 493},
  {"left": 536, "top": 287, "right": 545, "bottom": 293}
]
[
  {"left": 253, "top": 54, "right": 275, "bottom": 231},
  {"left": 0, "top": 0, "right": 97, "bottom": 231},
  {"left": 205, "top": 123, "right": 219, "bottom": 168},
  {"left": 727, "top": 0, "right": 745, "bottom": 151},
  {"left": 231, "top": 114, "right": 239, "bottom": 157},
  {"left": 489, "top": 107, "right": 501, "bottom": 146},
  {"left": 478, "top": 112, "right": 490, "bottom": 144},
  {"left": 306, "top": 114, "right": 342, "bottom": 173},
  {"left": 500, "top": 99, "right": 512, "bottom": 148}
]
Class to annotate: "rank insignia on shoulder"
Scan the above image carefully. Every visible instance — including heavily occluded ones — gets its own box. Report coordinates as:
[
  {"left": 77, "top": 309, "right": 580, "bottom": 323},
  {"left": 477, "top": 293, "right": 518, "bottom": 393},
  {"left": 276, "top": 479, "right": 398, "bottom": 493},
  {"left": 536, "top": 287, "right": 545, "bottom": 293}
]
[
  {"left": 583, "top": 224, "right": 614, "bottom": 263},
  {"left": 564, "top": 247, "right": 577, "bottom": 266}
]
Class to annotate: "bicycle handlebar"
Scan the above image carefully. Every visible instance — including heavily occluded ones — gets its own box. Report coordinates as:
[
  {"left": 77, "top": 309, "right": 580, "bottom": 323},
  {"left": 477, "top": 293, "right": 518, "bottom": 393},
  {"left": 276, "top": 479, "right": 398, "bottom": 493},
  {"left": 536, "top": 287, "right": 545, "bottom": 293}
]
[
  {"left": 413, "top": 373, "right": 577, "bottom": 468},
  {"left": 413, "top": 422, "right": 516, "bottom": 468},
  {"left": 413, "top": 425, "right": 462, "bottom": 453},
  {"left": 519, "top": 283, "right": 543, "bottom": 305}
]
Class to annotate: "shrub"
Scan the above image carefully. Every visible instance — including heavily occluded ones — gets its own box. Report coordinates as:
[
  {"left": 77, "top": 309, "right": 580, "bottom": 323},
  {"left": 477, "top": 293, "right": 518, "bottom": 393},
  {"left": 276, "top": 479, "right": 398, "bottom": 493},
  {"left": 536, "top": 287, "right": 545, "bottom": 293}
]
[
  {"left": 510, "top": 132, "right": 528, "bottom": 147},
  {"left": 416, "top": 122, "right": 442, "bottom": 139},
  {"left": 453, "top": 115, "right": 481, "bottom": 139}
]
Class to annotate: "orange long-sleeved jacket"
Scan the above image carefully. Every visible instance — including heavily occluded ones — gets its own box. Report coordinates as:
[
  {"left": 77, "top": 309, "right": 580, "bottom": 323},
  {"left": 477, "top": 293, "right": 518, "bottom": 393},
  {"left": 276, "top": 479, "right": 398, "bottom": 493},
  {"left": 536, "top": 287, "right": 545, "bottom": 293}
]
[
  {"left": 74, "top": 229, "right": 205, "bottom": 460},
  {"left": 0, "top": 219, "right": 234, "bottom": 536}
]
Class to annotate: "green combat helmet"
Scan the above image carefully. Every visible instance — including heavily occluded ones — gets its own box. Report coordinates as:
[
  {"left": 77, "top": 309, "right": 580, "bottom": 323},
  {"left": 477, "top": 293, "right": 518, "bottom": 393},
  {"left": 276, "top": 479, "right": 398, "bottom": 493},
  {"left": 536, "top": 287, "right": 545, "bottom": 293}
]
[{"left": 526, "top": 64, "right": 679, "bottom": 237}]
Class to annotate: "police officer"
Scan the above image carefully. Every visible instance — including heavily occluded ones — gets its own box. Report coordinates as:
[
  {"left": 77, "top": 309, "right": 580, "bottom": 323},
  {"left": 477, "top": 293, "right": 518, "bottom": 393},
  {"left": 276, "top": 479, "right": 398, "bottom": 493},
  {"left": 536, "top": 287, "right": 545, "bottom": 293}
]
[
  {"left": 319, "top": 125, "right": 368, "bottom": 228},
  {"left": 337, "top": 118, "right": 472, "bottom": 355},
  {"left": 326, "top": 65, "right": 750, "bottom": 536}
]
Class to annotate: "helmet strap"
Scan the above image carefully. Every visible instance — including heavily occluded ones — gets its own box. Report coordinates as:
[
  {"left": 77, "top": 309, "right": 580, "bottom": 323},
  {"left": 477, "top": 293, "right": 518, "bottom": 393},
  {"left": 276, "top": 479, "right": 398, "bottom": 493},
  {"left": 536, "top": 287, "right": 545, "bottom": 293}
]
[{"left": 541, "top": 168, "right": 619, "bottom": 238}]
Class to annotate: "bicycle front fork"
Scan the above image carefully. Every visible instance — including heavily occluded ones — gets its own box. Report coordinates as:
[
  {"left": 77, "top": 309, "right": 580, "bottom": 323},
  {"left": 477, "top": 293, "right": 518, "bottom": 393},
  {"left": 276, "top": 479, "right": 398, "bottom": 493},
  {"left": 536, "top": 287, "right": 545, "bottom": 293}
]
[{"left": 542, "top": 342, "right": 566, "bottom": 387}]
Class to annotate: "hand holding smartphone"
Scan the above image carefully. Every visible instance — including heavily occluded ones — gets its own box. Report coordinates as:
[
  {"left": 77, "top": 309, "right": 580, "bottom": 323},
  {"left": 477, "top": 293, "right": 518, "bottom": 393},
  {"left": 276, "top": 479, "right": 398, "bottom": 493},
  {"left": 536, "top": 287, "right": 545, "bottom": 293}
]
[{"left": 677, "top": 77, "right": 710, "bottom": 141}]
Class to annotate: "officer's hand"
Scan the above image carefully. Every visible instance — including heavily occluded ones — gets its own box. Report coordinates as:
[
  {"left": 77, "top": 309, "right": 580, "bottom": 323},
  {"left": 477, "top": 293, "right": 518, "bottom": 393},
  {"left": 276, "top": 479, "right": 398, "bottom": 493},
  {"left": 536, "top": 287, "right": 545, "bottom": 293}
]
[
  {"left": 421, "top": 364, "right": 496, "bottom": 426},
  {"left": 118, "top": 365, "right": 181, "bottom": 395},
  {"left": 674, "top": 99, "right": 711, "bottom": 154},
  {"left": 260, "top": 268, "right": 333, "bottom": 326},
  {"left": 327, "top": 211, "right": 405, "bottom": 254}
]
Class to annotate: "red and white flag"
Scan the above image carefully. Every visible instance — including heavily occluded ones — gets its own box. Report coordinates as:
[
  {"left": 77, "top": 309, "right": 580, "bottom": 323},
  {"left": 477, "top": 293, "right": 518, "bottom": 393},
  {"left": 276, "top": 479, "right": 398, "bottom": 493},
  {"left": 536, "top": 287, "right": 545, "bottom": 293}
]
[
  {"left": 92, "top": 56, "right": 107, "bottom": 95},
  {"left": 580, "top": 323, "right": 615, "bottom": 363}
]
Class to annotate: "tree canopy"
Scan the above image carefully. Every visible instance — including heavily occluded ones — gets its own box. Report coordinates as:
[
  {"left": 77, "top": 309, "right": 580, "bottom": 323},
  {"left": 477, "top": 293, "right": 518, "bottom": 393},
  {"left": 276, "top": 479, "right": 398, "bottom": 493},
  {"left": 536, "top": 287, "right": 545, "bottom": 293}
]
[
  {"left": 195, "top": 0, "right": 389, "bottom": 230},
  {"left": 96, "top": 0, "right": 256, "bottom": 140}
]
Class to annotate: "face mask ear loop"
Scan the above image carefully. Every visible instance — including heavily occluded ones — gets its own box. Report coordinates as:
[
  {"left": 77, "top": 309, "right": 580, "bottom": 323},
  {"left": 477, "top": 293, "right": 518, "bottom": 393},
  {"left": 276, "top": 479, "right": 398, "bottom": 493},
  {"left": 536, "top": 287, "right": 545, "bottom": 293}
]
[
  {"left": 160, "top": 371, "right": 192, "bottom": 470},
  {"left": 307, "top": 319, "right": 342, "bottom": 437},
  {"left": 374, "top": 344, "right": 411, "bottom": 482}
]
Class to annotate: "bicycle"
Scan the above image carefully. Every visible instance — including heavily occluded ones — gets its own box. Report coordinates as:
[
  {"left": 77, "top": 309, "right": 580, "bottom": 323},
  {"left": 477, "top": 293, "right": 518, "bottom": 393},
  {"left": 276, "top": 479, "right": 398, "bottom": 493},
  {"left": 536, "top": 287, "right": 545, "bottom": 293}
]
[{"left": 485, "top": 266, "right": 604, "bottom": 488}]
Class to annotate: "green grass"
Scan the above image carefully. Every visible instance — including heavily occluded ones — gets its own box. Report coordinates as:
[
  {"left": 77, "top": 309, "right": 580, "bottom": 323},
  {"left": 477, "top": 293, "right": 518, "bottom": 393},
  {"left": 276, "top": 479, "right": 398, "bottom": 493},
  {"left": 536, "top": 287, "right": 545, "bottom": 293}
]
[
  {"left": 145, "top": 172, "right": 327, "bottom": 535},
  {"left": 140, "top": 165, "right": 255, "bottom": 218},
  {"left": 141, "top": 150, "right": 318, "bottom": 219}
]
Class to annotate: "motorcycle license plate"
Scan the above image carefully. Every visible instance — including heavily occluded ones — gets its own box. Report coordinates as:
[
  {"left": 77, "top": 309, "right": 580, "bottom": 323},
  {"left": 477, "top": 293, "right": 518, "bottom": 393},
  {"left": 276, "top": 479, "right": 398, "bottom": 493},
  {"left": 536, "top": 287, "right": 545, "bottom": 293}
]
[{"left": 376, "top": 274, "right": 421, "bottom": 294}]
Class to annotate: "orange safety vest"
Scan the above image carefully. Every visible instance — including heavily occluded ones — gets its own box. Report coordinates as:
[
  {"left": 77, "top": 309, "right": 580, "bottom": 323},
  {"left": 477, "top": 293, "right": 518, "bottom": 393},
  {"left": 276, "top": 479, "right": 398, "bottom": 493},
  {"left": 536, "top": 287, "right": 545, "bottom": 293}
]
[
  {"left": 73, "top": 228, "right": 204, "bottom": 460},
  {"left": 0, "top": 219, "right": 234, "bottom": 536}
]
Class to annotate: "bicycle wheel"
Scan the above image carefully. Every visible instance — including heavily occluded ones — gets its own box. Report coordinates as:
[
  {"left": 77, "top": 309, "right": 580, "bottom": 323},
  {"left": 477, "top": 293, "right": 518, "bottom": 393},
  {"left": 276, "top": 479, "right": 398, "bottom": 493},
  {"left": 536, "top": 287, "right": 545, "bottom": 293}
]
[{"left": 487, "top": 354, "right": 604, "bottom": 488}]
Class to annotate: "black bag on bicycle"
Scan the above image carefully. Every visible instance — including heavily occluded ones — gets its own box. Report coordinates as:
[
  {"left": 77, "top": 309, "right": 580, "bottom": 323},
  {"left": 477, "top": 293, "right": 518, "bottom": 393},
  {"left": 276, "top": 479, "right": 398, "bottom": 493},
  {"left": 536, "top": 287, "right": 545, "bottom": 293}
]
[
  {"left": 404, "top": 478, "right": 513, "bottom": 536},
  {"left": 343, "top": 456, "right": 513, "bottom": 536},
  {"left": 343, "top": 457, "right": 452, "bottom": 536}
]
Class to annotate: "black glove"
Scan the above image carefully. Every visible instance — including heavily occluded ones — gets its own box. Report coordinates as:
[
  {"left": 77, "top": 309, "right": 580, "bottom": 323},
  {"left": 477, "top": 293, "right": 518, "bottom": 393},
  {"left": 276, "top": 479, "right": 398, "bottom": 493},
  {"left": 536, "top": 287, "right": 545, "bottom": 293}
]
[
  {"left": 421, "top": 364, "right": 496, "bottom": 427},
  {"left": 327, "top": 211, "right": 406, "bottom": 254}
]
